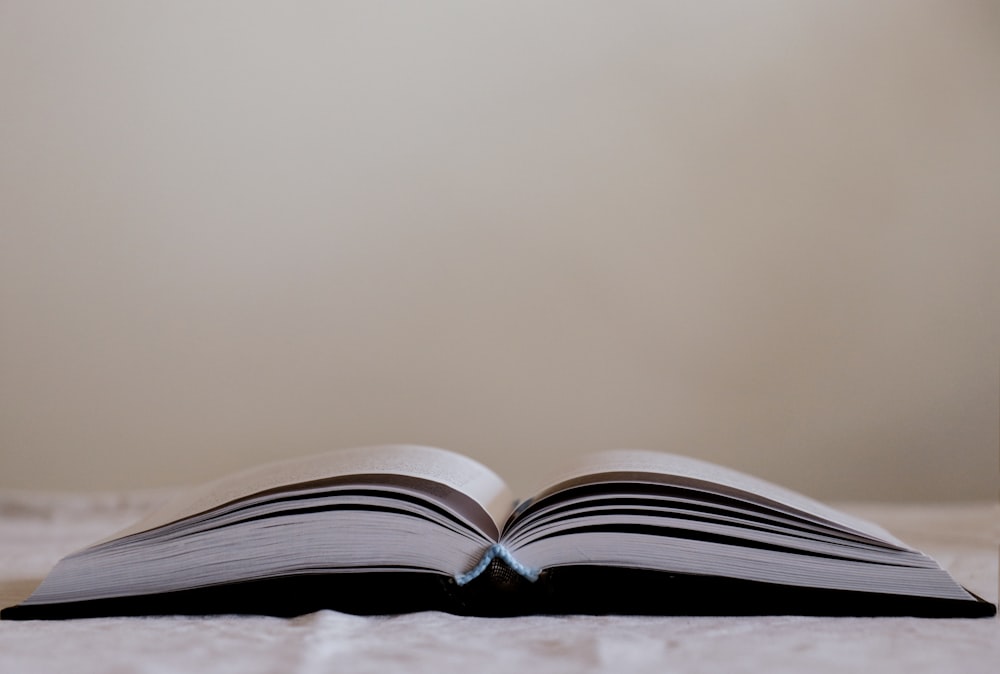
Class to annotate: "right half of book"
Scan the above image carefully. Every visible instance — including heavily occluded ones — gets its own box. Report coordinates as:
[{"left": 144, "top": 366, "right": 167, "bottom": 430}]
[{"left": 471, "top": 449, "right": 997, "bottom": 618}]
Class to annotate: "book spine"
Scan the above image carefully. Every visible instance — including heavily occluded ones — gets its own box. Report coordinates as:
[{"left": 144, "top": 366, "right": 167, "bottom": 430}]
[{"left": 454, "top": 544, "right": 539, "bottom": 586}]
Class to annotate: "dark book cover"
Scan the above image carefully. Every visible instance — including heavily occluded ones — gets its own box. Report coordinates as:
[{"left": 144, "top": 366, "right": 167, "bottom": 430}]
[{"left": 3, "top": 564, "right": 995, "bottom": 620}]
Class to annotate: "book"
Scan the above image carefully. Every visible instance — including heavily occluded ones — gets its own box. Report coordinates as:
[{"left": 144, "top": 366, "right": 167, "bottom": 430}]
[{"left": 2, "top": 445, "right": 994, "bottom": 619}]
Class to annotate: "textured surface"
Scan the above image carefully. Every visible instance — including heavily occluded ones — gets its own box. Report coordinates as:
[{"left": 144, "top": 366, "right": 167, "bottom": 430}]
[{"left": 0, "top": 490, "right": 997, "bottom": 673}]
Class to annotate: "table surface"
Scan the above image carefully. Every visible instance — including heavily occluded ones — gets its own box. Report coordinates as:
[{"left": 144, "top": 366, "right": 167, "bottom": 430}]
[{"left": 1, "top": 489, "right": 996, "bottom": 674}]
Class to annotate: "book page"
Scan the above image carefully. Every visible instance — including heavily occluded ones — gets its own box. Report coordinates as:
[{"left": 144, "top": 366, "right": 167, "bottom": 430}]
[
  {"left": 109, "top": 445, "right": 514, "bottom": 541},
  {"left": 527, "top": 449, "right": 904, "bottom": 545}
]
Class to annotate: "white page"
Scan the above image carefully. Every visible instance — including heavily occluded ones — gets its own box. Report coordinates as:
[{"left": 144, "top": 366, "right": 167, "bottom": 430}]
[
  {"left": 108, "top": 445, "right": 514, "bottom": 541},
  {"left": 528, "top": 449, "right": 905, "bottom": 546}
]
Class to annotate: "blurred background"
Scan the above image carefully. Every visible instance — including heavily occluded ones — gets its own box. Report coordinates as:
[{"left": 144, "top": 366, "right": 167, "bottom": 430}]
[{"left": 1, "top": 1, "right": 998, "bottom": 500}]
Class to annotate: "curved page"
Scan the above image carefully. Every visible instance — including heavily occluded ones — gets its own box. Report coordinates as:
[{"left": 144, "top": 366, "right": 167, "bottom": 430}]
[
  {"left": 526, "top": 449, "right": 905, "bottom": 546},
  {"left": 105, "top": 445, "right": 514, "bottom": 542}
]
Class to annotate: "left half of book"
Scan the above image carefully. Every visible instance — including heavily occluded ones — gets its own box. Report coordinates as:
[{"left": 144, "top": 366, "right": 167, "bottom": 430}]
[{"left": 2, "top": 445, "right": 518, "bottom": 618}]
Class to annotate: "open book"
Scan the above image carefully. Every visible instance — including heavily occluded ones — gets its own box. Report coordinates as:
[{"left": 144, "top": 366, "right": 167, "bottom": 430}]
[{"left": 2, "top": 445, "right": 994, "bottom": 619}]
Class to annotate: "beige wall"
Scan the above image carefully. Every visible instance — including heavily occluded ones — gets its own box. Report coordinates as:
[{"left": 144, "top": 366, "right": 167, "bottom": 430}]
[{"left": 2, "top": 1, "right": 998, "bottom": 500}]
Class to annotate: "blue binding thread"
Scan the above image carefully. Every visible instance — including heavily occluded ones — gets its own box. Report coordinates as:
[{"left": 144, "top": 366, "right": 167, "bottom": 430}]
[{"left": 454, "top": 544, "right": 540, "bottom": 586}]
